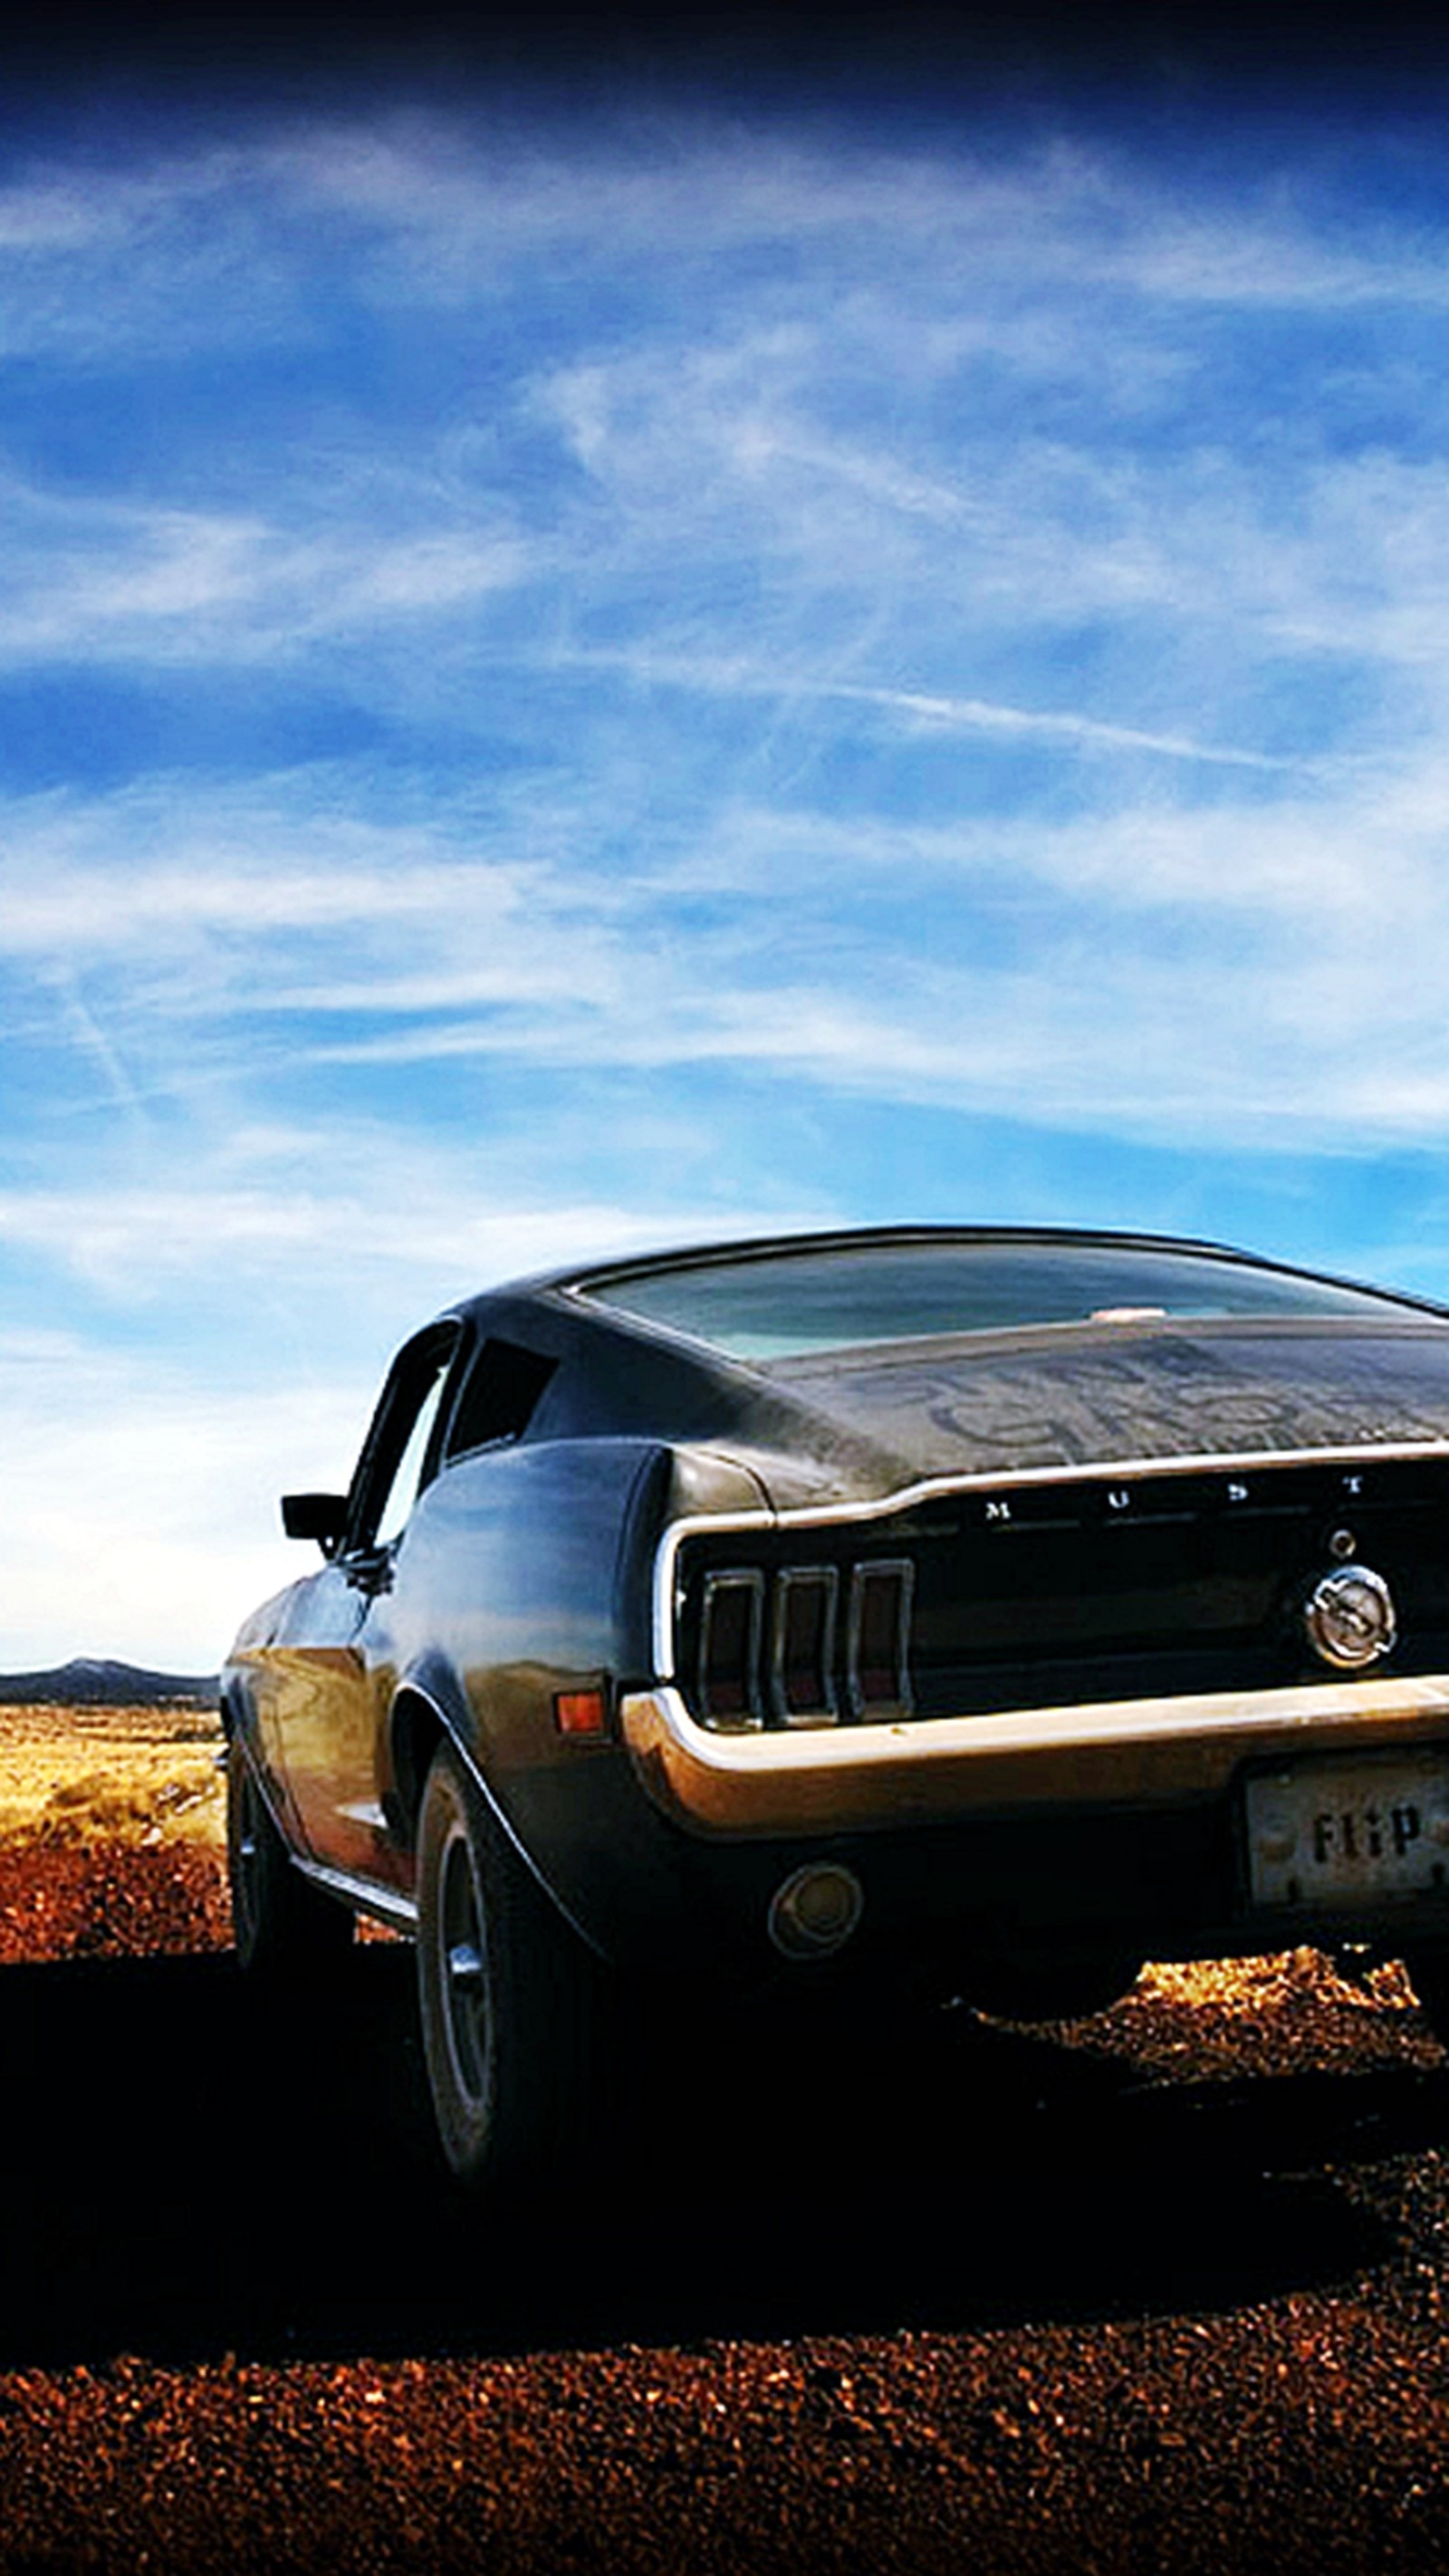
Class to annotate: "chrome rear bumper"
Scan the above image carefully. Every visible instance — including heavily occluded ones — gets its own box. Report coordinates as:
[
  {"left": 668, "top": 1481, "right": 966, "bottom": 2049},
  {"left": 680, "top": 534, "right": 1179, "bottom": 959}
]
[{"left": 619, "top": 1675, "right": 1449, "bottom": 1839}]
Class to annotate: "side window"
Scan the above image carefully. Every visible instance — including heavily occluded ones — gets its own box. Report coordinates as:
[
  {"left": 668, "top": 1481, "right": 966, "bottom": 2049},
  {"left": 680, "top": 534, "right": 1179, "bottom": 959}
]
[
  {"left": 373, "top": 1363, "right": 452, "bottom": 1549},
  {"left": 444, "top": 1337, "right": 557, "bottom": 1460},
  {"left": 349, "top": 1328, "right": 460, "bottom": 1552}
]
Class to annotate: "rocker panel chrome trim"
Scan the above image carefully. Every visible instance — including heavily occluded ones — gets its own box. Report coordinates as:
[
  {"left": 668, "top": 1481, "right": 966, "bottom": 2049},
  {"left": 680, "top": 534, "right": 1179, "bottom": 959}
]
[{"left": 289, "top": 1851, "right": 419, "bottom": 1931}]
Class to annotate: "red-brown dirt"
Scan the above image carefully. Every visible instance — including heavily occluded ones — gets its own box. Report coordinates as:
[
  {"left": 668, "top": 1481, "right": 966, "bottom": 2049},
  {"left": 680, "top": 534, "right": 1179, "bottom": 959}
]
[
  {"left": 0, "top": 1840, "right": 231, "bottom": 1966},
  {"left": 3, "top": 1718, "right": 1449, "bottom": 2572}
]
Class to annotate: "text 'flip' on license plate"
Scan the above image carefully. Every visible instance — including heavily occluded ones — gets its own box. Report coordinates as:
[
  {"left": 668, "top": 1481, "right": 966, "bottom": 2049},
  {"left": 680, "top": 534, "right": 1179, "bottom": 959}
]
[{"left": 1244, "top": 1752, "right": 1449, "bottom": 1911}]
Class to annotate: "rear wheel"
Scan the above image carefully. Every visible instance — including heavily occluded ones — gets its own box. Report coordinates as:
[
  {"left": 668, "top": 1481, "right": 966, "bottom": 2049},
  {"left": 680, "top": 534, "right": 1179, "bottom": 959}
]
[
  {"left": 416, "top": 1741, "right": 601, "bottom": 2194},
  {"left": 226, "top": 1737, "right": 354, "bottom": 1977},
  {"left": 1405, "top": 1946, "right": 1449, "bottom": 2045},
  {"left": 966, "top": 1953, "right": 1144, "bottom": 2022}
]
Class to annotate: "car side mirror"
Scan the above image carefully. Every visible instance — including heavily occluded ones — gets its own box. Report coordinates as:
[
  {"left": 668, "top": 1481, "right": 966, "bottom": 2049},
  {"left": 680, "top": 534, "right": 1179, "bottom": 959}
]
[{"left": 281, "top": 1491, "right": 349, "bottom": 1553}]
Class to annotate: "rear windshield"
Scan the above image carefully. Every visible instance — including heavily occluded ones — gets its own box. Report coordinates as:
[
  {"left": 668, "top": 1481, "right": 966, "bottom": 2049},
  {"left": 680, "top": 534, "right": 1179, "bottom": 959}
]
[{"left": 579, "top": 1239, "right": 1421, "bottom": 1363}]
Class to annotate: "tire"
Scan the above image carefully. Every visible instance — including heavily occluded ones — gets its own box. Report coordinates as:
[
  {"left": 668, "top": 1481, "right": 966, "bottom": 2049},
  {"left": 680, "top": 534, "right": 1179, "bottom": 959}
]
[
  {"left": 415, "top": 1740, "right": 601, "bottom": 2195},
  {"left": 966, "top": 1953, "right": 1144, "bottom": 2022},
  {"left": 1406, "top": 1946, "right": 1449, "bottom": 2045},
  {"left": 226, "top": 1736, "right": 355, "bottom": 1978}
]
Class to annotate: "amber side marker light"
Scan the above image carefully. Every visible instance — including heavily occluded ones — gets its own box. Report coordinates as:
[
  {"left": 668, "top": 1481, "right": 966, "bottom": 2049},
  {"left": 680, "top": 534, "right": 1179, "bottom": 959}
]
[{"left": 554, "top": 1687, "right": 608, "bottom": 1736}]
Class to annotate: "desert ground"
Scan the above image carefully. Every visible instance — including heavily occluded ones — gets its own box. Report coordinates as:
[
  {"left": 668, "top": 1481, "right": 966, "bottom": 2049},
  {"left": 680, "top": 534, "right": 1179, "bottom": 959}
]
[{"left": 1, "top": 1703, "right": 1448, "bottom": 2572}]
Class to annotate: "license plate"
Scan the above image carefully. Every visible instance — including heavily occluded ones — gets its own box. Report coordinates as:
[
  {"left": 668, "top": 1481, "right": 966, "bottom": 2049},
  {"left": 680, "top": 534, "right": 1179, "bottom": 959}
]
[{"left": 1244, "top": 1752, "right": 1449, "bottom": 1910}]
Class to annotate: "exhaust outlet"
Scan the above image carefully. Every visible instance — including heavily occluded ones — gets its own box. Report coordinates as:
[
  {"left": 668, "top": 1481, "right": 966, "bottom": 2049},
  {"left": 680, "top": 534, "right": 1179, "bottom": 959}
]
[{"left": 767, "top": 1862, "right": 864, "bottom": 1960}]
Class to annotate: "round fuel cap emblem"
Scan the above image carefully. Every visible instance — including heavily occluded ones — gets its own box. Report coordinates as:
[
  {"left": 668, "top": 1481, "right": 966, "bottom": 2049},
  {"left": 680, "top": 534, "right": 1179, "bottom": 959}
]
[{"left": 1303, "top": 1562, "right": 1397, "bottom": 1671}]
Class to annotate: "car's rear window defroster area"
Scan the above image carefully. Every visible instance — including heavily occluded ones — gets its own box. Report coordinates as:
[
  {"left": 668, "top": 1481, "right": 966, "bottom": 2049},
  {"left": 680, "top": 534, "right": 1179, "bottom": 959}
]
[{"left": 579, "top": 1238, "right": 1420, "bottom": 1362}]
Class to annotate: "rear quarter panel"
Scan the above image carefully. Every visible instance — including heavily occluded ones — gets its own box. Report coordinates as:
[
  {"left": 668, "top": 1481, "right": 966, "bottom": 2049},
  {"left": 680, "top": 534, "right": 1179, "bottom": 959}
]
[{"left": 383, "top": 1436, "right": 712, "bottom": 1961}]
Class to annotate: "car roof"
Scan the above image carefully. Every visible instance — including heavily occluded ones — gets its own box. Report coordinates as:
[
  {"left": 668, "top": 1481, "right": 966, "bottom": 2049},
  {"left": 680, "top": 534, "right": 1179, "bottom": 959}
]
[
  {"left": 475, "top": 1223, "right": 1319, "bottom": 1304},
  {"left": 437, "top": 1224, "right": 1448, "bottom": 1361},
  {"left": 425, "top": 1226, "right": 1449, "bottom": 1493},
  {"left": 457, "top": 1222, "right": 1444, "bottom": 1316}
]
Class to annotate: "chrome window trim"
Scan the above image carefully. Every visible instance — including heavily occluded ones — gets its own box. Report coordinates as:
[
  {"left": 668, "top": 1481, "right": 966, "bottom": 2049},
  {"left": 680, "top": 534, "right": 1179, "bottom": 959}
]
[{"left": 652, "top": 1438, "right": 1449, "bottom": 1680}]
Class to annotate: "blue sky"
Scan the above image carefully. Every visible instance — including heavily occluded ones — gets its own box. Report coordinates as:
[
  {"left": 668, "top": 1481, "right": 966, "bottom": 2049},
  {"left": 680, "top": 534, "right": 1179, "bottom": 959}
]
[{"left": 6, "top": 82, "right": 1449, "bottom": 1665}]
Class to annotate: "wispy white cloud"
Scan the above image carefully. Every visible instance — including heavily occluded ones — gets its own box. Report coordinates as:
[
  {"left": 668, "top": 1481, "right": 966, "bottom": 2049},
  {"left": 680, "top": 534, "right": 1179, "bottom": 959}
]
[
  {"left": 0, "top": 179, "right": 118, "bottom": 251},
  {"left": 7, "top": 102, "right": 1449, "bottom": 1665},
  {"left": 0, "top": 1120, "right": 784, "bottom": 1650},
  {"left": 0, "top": 476, "right": 536, "bottom": 666},
  {"left": 269, "top": 120, "right": 1449, "bottom": 314},
  {"left": 0, "top": 1342, "right": 366, "bottom": 1668},
  {"left": 0, "top": 1176, "right": 705, "bottom": 1293},
  {"left": 3, "top": 116, "right": 1445, "bottom": 391},
  {"left": 0, "top": 1154, "right": 799, "bottom": 1669},
  {"left": 5, "top": 748, "right": 1449, "bottom": 1157},
  {"left": 544, "top": 649, "right": 1301, "bottom": 770},
  {"left": 4, "top": 127, "right": 1447, "bottom": 780},
  {"left": 0, "top": 842, "right": 530, "bottom": 954}
]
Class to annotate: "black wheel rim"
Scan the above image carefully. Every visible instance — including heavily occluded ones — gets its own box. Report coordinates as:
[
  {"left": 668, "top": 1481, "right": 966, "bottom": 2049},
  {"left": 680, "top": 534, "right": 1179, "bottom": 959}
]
[{"left": 438, "top": 1821, "right": 490, "bottom": 2109}]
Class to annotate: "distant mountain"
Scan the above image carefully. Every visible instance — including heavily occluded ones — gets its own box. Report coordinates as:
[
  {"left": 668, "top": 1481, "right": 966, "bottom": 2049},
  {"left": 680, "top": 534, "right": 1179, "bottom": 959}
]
[{"left": 0, "top": 1657, "right": 218, "bottom": 1706}]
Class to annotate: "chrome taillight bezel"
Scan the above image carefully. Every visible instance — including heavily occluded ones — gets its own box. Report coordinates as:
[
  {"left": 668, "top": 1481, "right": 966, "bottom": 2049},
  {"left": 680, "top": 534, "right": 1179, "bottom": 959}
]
[
  {"left": 770, "top": 1564, "right": 840, "bottom": 1726},
  {"left": 684, "top": 1547, "right": 916, "bottom": 1731},
  {"left": 697, "top": 1566, "right": 766, "bottom": 1731},
  {"left": 847, "top": 1556, "right": 916, "bottom": 1720}
]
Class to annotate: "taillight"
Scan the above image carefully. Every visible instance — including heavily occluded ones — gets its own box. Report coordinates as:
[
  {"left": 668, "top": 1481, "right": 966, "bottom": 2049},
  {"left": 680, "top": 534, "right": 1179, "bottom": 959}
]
[
  {"left": 688, "top": 1552, "right": 914, "bottom": 1728},
  {"left": 848, "top": 1559, "right": 914, "bottom": 1717},
  {"left": 771, "top": 1566, "right": 839, "bottom": 1725},
  {"left": 698, "top": 1569, "right": 764, "bottom": 1729}
]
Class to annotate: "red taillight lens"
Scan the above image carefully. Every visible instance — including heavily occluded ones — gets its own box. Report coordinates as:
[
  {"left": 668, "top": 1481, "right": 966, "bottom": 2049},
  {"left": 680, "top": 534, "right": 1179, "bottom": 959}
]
[
  {"left": 689, "top": 1552, "right": 915, "bottom": 1728},
  {"left": 772, "top": 1566, "right": 839, "bottom": 1724},
  {"left": 699, "top": 1569, "right": 764, "bottom": 1729},
  {"left": 849, "top": 1559, "right": 914, "bottom": 1716}
]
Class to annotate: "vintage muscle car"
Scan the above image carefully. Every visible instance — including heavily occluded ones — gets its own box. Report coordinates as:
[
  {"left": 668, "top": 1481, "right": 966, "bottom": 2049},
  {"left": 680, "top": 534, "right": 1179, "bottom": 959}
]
[{"left": 222, "top": 1226, "right": 1449, "bottom": 2187}]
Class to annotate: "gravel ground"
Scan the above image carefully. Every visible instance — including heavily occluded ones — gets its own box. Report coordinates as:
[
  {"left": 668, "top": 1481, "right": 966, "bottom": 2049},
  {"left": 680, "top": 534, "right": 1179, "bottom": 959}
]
[{"left": 4, "top": 1838, "right": 1449, "bottom": 2572}]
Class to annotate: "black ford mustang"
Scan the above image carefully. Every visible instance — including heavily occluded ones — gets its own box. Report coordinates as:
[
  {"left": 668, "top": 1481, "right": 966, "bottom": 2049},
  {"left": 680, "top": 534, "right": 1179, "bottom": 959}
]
[{"left": 222, "top": 1226, "right": 1449, "bottom": 2187}]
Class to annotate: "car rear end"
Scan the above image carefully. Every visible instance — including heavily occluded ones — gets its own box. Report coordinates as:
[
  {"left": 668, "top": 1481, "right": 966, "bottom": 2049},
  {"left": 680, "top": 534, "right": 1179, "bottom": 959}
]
[{"left": 621, "top": 1441, "right": 1449, "bottom": 1997}]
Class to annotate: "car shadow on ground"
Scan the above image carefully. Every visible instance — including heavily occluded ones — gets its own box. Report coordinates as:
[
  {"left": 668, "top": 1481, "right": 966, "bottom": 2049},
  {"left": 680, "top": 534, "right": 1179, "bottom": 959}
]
[{"left": 0, "top": 1945, "right": 1441, "bottom": 2372}]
